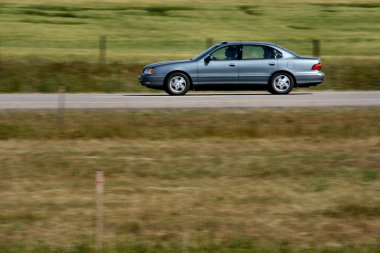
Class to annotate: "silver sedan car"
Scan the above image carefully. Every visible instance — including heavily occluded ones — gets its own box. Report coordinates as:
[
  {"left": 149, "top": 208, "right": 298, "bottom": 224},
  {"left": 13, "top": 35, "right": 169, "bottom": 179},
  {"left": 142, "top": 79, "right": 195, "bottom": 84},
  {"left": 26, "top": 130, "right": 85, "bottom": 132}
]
[{"left": 139, "top": 41, "right": 325, "bottom": 95}]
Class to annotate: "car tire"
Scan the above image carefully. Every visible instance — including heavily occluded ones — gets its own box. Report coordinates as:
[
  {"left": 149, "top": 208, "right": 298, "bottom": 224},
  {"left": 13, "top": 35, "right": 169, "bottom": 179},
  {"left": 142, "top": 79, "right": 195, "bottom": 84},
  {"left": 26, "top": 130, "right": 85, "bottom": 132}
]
[
  {"left": 165, "top": 72, "right": 190, "bottom": 96},
  {"left": 268, "top": 72, "right": 294, "bottom": 95}
]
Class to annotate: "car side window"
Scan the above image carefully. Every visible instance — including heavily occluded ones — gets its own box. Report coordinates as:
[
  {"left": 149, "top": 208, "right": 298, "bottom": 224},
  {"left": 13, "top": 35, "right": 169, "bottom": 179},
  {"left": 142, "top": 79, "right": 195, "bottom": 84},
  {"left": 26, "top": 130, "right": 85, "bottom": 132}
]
[
  {"left": 274, "top": 49, "right": 283, "bottom": 59},
  {"left": 242, "top": 45, "right": 277, "bottom": 60},
  {"left": 211, "top": 46, "right": 240, "bottom": 60}
]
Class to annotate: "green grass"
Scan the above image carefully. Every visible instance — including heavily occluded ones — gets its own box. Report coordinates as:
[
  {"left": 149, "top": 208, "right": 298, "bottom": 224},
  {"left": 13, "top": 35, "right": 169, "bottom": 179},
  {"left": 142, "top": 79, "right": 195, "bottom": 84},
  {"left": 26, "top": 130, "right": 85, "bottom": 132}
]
[
  {"left": 0, "top": 0, "right": 379, "bottom": 62},
  {"left": 1, "top": 109, "right": 380, "bottom": 251}
]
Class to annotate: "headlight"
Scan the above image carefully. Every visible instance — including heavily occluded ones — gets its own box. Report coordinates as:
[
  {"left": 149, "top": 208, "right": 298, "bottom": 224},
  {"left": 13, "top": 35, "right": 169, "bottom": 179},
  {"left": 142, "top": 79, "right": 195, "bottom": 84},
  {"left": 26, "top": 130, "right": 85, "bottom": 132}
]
[{"left": 144, "top": 68, "right": 155, "bottom": 75}]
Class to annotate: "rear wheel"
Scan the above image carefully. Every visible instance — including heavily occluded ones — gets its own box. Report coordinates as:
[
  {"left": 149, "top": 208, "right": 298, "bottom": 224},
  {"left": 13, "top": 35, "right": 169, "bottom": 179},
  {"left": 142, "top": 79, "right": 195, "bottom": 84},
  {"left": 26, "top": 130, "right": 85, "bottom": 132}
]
[
  {"left": 268, "top": 72, "right": 294, "bottom": 94},
  {"left": 165, "top": 73, "right": 190, "bottom": 95}
]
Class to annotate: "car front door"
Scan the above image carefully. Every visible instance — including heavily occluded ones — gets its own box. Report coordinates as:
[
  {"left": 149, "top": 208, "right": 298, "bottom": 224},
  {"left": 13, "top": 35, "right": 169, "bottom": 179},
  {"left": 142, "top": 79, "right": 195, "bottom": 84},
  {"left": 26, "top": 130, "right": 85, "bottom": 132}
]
[
  {"left": 197, "top": 45, "right": 240, "bottom": 86},
  {"left": 239, "top": 45, "right": 278, "bottom": 85}
]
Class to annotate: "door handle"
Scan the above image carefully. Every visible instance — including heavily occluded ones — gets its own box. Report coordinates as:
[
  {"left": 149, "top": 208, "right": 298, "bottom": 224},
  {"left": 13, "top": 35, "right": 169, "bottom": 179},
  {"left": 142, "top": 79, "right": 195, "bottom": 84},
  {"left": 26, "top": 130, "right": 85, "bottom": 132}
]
[
  {"left": 229, "top": 63, "right": 236, "bottom": 67},
  {"left": 269, "top": 62, "right": 276, "bottom": 66}
]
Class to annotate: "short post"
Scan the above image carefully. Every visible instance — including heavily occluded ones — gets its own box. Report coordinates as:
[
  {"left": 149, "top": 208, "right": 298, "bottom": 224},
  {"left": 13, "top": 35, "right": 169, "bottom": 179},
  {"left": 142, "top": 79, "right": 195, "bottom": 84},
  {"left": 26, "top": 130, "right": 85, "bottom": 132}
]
[
  {"left": 312, "top": 39, "right": 320, "bottom": 57},
  {"left": 99, "top": 36, "right": 107, "bottom": 64},
  {"left": 95, "top": 171, "right": 105, "bottom": 252},
  {"left": 206, "top": 38, "right": 213, "bottom": 49},
  {"left": 57, "top": 86, "right": 65, "bottom": 137},
  {"left": 182, "top": 232, "right": 190, "bottom": 253}
]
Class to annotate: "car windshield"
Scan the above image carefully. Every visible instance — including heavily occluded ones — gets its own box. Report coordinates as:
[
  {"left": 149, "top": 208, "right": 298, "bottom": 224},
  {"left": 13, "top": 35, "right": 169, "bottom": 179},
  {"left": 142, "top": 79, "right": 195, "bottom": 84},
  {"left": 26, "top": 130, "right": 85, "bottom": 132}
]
[{"left": 192, "top": 44, "right": 221, "bottom": 60}]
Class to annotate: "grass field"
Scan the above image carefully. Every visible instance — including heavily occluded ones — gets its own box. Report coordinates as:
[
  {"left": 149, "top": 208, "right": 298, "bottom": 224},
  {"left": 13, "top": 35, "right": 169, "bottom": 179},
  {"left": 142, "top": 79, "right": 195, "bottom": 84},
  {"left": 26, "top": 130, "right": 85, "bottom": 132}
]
[
  {"left": 0, "top": 108, "right": 380, "bottom": 252},
  {"left": 0, "top": 0, "right": 379, "bottom": 61}
]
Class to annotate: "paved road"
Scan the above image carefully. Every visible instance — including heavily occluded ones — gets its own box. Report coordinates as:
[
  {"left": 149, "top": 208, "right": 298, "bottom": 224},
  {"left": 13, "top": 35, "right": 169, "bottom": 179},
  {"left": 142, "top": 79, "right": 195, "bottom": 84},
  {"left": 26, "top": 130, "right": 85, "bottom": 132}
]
[{"left": 1, "top": 91, "right": 380, "bottom": 109}]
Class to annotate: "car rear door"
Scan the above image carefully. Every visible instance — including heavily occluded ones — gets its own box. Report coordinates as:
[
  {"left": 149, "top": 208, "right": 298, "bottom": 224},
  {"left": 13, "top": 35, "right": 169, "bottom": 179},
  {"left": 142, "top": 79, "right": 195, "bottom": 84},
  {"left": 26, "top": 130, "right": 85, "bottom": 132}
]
[{"left": 239, "top": 45, "right": 278, "bottom": 85}]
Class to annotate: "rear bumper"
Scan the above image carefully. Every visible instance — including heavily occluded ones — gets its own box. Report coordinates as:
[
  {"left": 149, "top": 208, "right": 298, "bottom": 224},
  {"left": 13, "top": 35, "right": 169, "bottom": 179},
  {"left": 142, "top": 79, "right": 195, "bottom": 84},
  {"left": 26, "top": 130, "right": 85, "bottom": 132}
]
[{"left": 295, "top": 71, "right": 325, "bottom": 86}]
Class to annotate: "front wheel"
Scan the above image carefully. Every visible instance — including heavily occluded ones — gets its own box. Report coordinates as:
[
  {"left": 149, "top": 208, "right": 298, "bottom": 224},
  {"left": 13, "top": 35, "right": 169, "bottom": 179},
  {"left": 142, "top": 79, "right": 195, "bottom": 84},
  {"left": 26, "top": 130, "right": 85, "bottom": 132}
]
[
  {"left": 268, "top": 73, "right": 294, "bottom": 95},
  {"left": 165, "top": 73, "right": 190, "bottom": 95}
]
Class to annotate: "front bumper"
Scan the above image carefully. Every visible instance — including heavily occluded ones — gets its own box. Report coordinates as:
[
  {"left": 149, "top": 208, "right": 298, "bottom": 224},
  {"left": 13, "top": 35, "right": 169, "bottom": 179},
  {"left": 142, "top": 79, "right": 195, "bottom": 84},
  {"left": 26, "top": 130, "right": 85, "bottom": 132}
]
[{"left": 138, "top": 73, "right": 165, "bottom": 88}]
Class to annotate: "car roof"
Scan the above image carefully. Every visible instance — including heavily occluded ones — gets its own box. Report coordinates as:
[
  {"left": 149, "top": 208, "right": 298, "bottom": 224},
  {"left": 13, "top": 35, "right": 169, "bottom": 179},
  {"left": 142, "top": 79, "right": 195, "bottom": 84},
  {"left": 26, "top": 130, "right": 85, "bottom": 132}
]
[{"left": 219, "top": 41, "right": 277, "bottom": 47}]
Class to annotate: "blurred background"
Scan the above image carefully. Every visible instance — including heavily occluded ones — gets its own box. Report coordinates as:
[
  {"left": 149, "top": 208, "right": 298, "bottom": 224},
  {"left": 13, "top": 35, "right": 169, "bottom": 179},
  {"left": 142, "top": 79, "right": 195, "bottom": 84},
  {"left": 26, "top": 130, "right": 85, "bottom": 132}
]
[
  {"left": 0, "top": 1, "right": 380, "bottom": 253},
  {"left": 0, "top": 0, "right": 379, "bottom": 92}
]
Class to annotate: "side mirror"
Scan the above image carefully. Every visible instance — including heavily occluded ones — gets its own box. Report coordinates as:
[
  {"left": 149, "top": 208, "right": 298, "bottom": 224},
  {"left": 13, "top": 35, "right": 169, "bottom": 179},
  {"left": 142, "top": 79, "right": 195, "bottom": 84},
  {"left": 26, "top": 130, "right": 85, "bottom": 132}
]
[{"left": 204, "top": 55, "right": 214, "bottom": 63}]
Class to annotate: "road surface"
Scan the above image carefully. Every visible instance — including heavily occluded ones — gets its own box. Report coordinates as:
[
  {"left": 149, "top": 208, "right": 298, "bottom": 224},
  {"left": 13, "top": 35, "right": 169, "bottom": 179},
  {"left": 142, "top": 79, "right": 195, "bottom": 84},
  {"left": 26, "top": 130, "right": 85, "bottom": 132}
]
[{"left": 0, "top": 91, "right": 380, "bottom": 109}]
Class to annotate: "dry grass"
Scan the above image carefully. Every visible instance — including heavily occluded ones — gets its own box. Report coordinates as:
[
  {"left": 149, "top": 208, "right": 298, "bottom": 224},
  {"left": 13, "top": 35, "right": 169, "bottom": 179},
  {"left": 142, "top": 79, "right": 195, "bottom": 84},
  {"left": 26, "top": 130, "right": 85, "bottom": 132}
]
[
  {"left": 0, "top": 108, "right": 380, "bottom": 139},
  {"left": 1, "top": 138, "right": 380, "bottom": 248},
  {"left": 0, "top": 109, "right": 380, "bottom": 252}
]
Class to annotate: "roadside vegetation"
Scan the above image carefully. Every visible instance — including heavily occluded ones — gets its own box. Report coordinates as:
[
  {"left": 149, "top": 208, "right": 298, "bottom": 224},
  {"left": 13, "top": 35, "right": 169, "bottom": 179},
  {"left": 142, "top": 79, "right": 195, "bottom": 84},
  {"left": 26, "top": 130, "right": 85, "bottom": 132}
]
[
  {"left": 0, "top": 58, "right": 379, "bottom": 93},
  {"left": 0, "top": 109, "right": 380, "bottom": 252}
]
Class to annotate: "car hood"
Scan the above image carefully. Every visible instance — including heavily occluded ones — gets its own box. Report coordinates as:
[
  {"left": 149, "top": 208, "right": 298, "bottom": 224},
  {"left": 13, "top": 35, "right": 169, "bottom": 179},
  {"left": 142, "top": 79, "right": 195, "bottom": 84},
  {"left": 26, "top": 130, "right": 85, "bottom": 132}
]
[{"left": 145, "top": 60, "right": 192, "bottom": 69}]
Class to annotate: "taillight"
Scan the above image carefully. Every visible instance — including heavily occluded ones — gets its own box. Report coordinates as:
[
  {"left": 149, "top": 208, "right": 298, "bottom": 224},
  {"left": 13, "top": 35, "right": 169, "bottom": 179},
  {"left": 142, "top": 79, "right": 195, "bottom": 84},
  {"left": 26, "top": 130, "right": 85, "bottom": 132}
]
[{"left": 312, "top": 63, "right": 322, "bottom": 70}]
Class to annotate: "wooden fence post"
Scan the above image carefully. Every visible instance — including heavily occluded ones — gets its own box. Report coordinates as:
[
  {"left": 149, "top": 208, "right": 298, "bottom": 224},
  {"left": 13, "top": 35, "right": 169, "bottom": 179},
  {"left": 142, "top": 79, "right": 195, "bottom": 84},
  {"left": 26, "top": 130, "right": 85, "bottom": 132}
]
[
  {"left": 57, "top": 86, "right": 65, "bottom": 137},
  {"left": 206, "top": 38, "right": 213, "bottom": 49},
  {"left": 99, "top": 36, "right": 107, "bottom": 64},
  {"left": 95, "top": 171, "right": 105, "bottom": 252},
  {"left": 313, "top": 39, "right": 320, "bottom": 57}
]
